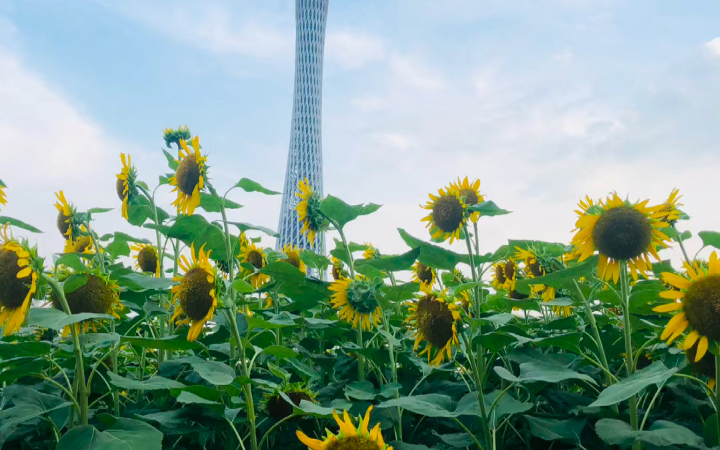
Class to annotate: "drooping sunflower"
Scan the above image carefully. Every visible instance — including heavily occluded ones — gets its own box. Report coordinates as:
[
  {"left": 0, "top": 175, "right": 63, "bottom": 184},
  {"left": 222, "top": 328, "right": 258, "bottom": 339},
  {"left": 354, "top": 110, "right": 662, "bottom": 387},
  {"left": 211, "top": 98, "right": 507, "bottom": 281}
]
[
  {"left": 265, "top": 383, "right": 316, "bottom": 421},
  {"left": 116, "top": 153, "right": 138, "bottom": 220},
  {"left": 0, "top": 225, "right": 40, "bottom": 336},
  {"left": 168, "top": 136, "right": 207, "bottom": 216},
  {"left": 329, "top": 276, "right": 383, "bottom": 330},
  {"left": 331, "top": 257, "right": 347, "bottom": 281},
  {"left": 653, "top": 252, "right": 720, "bottom": 362},
  {"left": 492, "top": 260, "right": 517, "bottom": 291},
  {"left": 54, "top": 191, "right": 79, "bottom": 240},
  {"left": 131, "top": 243, "right": 159, "bottom": 276},
  {"left": 571, "top": 192, "right": 671, "bottom": 282},
  {"left": 421, "top": 187, "right": 467, "bottom": 244},
  {"left": 163, "top": 125, "right": 191, "bottom": 148},
  {"left": 363, "top": 243, "right": 379, "bottom": 260},
  {"left": 0, "top": 179, "right": 7, "bottom": 211},
  {"left": 281, "top": 244, "right": 307, "bottom": 274},
  {"left": 64, "top": 235, "right": 94, "bottom": 254},
  {"left": 238, "top": 242, "right": 270, "bottom": 288},
  {"left": 412, "top": 262, "right": 436, "bottom": 288},
  {"left": 296, "top": 178, "right": 324, "bottom": 247},
  {"left": 659, "top": 188, "right": 683, "bottom": 224},
  {"left": 686, "top": 343, "right": 716, "bottom": 389},
  {"left": 296, "top": 406, "right": 393, "bottom": 450},
  {"left": 406, "top": 288, "right": 461, "bottom": 366},
  {"left": 171, "top": 244, "right": 217, "bottom": 342},
  {"left": 450, "top": 177, "right": 484, "bottom": 222},
  {"left": 52, "top": 272, "right": 121, "bottom": 318}
]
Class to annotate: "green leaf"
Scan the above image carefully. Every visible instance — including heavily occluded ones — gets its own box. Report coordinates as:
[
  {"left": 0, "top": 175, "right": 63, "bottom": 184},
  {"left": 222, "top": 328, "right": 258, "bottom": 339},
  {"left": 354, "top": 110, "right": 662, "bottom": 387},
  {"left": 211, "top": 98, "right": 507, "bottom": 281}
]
[
  {"left": 0, "top": 216, "right": 42, "bottom": 233},
  {"left": 175, "top": 356, "right": 235, "bottom": 385},
  {"left": 86, "top": 207, "right": 113, "bottom": 214},
  {"left": 57, "top": 419, "right": 163, "bottom": 450},
  {"left": 590, "top": 362, "right": 676, "bottom": 407},
  {"left": 376, "top": 394, "right": 455, "bottom": 418},
  {"left": 230, "top": 278, "right": 255, "bottom": 293},
  {"left": 229, "top": 221, "right": 279, "bottom": 238},
  {"left": 115, "top": 273, "right": 176, "bottom": 291},
  {"left": 234, "top": 178, "right": 280, "bottom": 195},
  {"left": 126, "top": 195, "right": 155, "bottom": 227},
  {"left": 175, "top": 391, "right": 224, "bottom": 412},
  {"left": 319, "top": 195, "right": 382, "bottom": 228},
  {"left": 699, "top": 231, "right": 720, "bottom": 250},
  {"left": 54, "top": 253, "right": 89, "bottom": 272},
  {"left": 146, "top": 214, "right": 239, "bottom": 261},
  {"left": 108, "top": 372, "right": 186, "bottom": 391},
  {"left": 508, "top": 240, "right": 566, "bottom": 257},
  {"left": 299, "top": 250, "right": 331, "bottom": 271},
  {"left": 494, "top": 361, "right": 595, "bottom": 385},
  {"left": 198, "top": 192, "right": 243, "bottom": 213},
  {"left": 704, "top": 414, "right": 718, "bottom": 448},
  {"left": 27, "top": 308, "right": 113, "bottom": 330},
  {"left": 355, "top": 248, "right": 420, "bottom": 272},
  {"left": 515, "top": 255, "right": 599, "bottom": 294},
  {"left": 121, "top": 335, "right": 201, "bottom": 351},
  {"left": 163, "top": 148, "right": 178, "bottom": 170},
  {"left": 262, "top": 345, "right": 298, "bottom": 359},
  {"left": 0, "top": 341, "right": 50, "bottom": 359},
  {"left": 397, "top": 228, "right": 475, "bottom": 270},
  {"left": 0, "top": 387, "right": 71, "bottom": 446},
  {"left": 63, "top": 274, "right": 87, "bottom": 294},
  {"left": 106, "top": 232, "right": 151, "bottom": 258},
  {"left": 467, "top": 200, "right": 511, "bottom": 217},
  {"left": 595, "top": 419, "right": 703, "bottom": 448},
  {"left": 526, "top": 417, "right": 585, "bottom": 442},
  {"left": 345, "top": 381, "right": 377, "bottom": 400}
]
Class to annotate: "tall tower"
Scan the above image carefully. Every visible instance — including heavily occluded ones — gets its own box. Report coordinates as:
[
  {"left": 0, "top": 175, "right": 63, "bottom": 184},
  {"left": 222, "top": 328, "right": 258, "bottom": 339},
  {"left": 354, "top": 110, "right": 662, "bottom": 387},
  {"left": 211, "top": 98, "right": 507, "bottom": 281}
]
[{"left": 277, "top": 0, "right": 329, "bottom": 253}]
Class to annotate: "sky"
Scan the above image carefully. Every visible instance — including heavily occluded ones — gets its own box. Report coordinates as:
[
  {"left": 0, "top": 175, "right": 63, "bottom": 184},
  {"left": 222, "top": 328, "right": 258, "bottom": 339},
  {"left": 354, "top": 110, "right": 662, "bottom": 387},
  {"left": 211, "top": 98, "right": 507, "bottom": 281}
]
[{"left": 1, "top": 0, "right": 719, "bottom": 268}]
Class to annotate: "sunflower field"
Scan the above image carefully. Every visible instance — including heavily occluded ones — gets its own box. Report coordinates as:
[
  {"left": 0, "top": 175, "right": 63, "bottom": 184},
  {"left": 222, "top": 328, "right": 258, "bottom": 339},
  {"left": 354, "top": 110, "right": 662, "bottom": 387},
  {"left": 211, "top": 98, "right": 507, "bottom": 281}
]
[{"left": 1, "top": 127, "right": 720, "bottom": 450}]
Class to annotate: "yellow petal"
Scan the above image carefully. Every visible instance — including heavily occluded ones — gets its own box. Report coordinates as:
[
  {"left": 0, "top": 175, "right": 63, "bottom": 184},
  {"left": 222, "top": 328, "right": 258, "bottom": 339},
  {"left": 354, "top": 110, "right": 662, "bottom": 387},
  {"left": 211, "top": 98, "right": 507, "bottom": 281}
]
[
  {"left": 653, "top": 301, "right": 682, "bottom": 313},
  {"left": 661, "top": 272, "right": 691, "bottom": 290},
  {"left": 696, "top": 336, "right": 709, "bottom": 362},
  {"left": 295, "top": 431, "right": 325, "bottom": 450},
  {"left": 684, "top": 330, "right": 700, "bottom": 350}
]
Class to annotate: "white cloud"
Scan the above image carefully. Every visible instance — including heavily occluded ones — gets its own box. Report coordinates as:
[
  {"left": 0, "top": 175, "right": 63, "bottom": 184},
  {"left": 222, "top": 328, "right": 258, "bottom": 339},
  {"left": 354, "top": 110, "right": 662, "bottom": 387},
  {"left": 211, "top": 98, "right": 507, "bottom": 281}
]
[
  {"left": 389, "top": 56, "right": 445, "bottom": 90},
  {"left": 705, "top": 37, "right": 720, "bottom": 57},
  {"left": 326, "top": 32, "right": 385, "bottom": 70}
]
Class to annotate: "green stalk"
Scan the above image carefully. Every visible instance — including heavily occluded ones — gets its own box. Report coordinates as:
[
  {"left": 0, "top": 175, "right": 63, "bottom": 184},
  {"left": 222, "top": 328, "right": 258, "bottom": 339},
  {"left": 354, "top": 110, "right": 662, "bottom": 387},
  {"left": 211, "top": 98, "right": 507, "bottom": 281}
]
[
  {"left": 572, "top": 280, "right": 611, "bottom": 386},
  {"left": 45, "top": 275, "right": 88, "bottom": 425},
  {"left": 620, "top": 264, "right": 640, "bottom": 446}
]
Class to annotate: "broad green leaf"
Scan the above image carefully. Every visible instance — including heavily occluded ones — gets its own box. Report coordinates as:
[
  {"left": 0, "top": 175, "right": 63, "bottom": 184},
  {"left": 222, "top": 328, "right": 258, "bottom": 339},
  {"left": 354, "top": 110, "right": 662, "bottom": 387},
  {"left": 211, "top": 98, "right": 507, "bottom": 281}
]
[
  {"left": 163, "top": 148, "right": 179, "bottom": 170},
  {"left": 106, "top": 232, "right": 151, "bottom": 258},
  {"left": 27, "top": 308, "right": 113, "bottom": 330},
  {"left": 376, "top": 394, "right": 455, "bottom": 418},
  {"left": 397, "top": 228, "right": 471, "bottom": 270},
  {"left": 108, "top": 372, "right": 186, "bottom": 391},
  {"left": 467, "top": 200, "right": 511, "bottom": 217},
  {"left": 230, "top": 278, "right": 255, "bottom": 293},
  {"left": 262, "top": 345, "right": 298, "bottom": 359},
  {"left": 355, "top": 248, "right": 420, "bottom": 272},
  {"left": 508, "top": 239, "right": 566, "bottom": 257},
  {"left": 86, "top": 207, "right": 113, "bottom": 214},
  {"left": 0, "top": 341, "right": 50, "bottom": 359},
  {"left": 286, "top": 397, "right": 352, "bottom": 418},
  {"left": 234, "top": 178, "right": 280, "bottom": 195},
  {"left": 115, "top": 273, "right": 176, "bottom": 291},
  {"left": 433, "top": 432, "right": 474, "bottom": 448},
  {"left": 121, "top": 335, "right": 202, "bottom": 351},
  {"left": 494, "top": 361, "right": 595, "bottom": 384},
  {"left": 126, "top": 195, "right": 155, "bottom": 227},
  {"left": 56, "top": 419, "right": 163, "bottom": 450},
  {"left": 0, "top": 216, "right": 42, "bottom": 233},
  {"left": 704, "top": 414, "right": 718, "bottom": 448},
  {"left": 590, "top": 362, "right": 676, "bottom": 407},
  {"left": 0, "top": 388, "right": 72, "bottom": 447},
  {"left": 515, "top": 255, "right": 599, "bottom": 294},
  {"left": 198, "top": 192, "right": 243, "bottom": 213},
  {"left": 345, "top": 381, "right": 377, "bottom": 400},
  {"left": 319, "top": 195, "right": 382, "bottom": 228},
  {"left": 595, "top": 419, "right": 703, "bottom": 448},
  {"left": 175, "top": 356, "right": 235, "bottom": 385},
  {"left": 54, "top": 253, "right": 89, "bottom": 272},
  {"left": 145, "top": 214, "right": 240, "bottom": 260},
  {"left": 229, "top": 221, "right": 279, "bottom": 237},
  {"left": 699, "top": 231, "right": 720, "bottom": 250},
  {"left": 175, "top": 391, "right": 224, "bottom": 412},
  {"left": 299, "top": 249, "right": 331, "bottom": 271},
  {"left": 526, "top": 417, "right": 585, "bottom": 441},
  {"left": 63, "top": 274, "right": 87, "bottom": 294}
]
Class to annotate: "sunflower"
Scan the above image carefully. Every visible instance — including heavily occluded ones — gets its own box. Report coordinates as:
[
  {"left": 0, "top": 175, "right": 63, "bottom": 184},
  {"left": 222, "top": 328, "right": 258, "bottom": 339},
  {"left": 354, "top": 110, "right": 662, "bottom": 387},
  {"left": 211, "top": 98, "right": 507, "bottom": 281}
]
[
  {"left": 514, "top": 247, "right": 546, "bottom": 278},
  {"left": 296, "top": 406, "right": 393, "bottom": 450},
  {"left": 571, "top": 192, "right": 671, "bottom": 282},
  {"left": 52, "top": 272, "right": 121, "bottom": 318},
  {"left": 653, "top": 252, "right": 720, "bottom": 362},
  {"left": 168, "top": 136, "right": 207, "bottom": 216},
  {"left": 421, "top": 187, "right": 467, "bottom": 244},
  {"left": 331, "top": 257, "right": 347, "bottom": 281},
  {"left": 264, "top": 293, "right": 274, "bottom": 309},
  {"left": 450, "top": 177, "right": 484, "bottom": 222},
  {"left": 406, "top": 288, "right": 461, "bottom": 366},
  {"left": 0, "top": 179, "right": 7, "bottom": 212},
  {"left": 363, "top": 243, "right": 379, "bottom": 260},
  {"left": 296, "top": 178, "right": 324, "bottom": 248},
  {"left": 266, "top": 383, "right": 316, "bottom": 421},
  {"left": 131, "top": 243, "right": 159, "bottom": 276},
  {"left": 659, "top": 188, "right": 683, "bottom": 224},
  {"left": 238, "top": 242, "right": 270, "bottom": 288},
  {"left": 64, "top": 235, "right": 94, "bottom": 254},
  {"left": 412, "top": 262, "right": 436, "bottom": 288},
  {"left": 54, "top": 191, "right": 79, "bottom": 240},
  {"left": 329, "top": 276, "right": 383, "bottom": 330},
  {"left": 455, "top": 290, "right": 472, "bottom": 315},
  {"left": 116, "top": 153, "right": 138, "bottom": 220},
  {"left": 163, "top": 125, "right": 191, "bottom": 148},
  {"left": 171, "top": 244, "right": 217, "bottom": 342},
  {"left": 281, "top": 244, "right": 307, "bottom": 274},
  {"left": 686, "top": 343, "right": 716, "bottom": 389},
  {"left": 492, "top": 260, "right": 517, "bottom": 291},
  {"left": 0, "top": 225, "right": 39, "bottom": 336}
]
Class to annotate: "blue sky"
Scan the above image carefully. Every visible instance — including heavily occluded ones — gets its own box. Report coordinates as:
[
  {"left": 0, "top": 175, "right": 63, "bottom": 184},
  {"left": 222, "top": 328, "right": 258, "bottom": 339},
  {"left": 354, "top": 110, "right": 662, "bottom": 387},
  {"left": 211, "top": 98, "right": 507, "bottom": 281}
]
[{"left": 1, "top": 0, "right": 719, "bottom": 263}]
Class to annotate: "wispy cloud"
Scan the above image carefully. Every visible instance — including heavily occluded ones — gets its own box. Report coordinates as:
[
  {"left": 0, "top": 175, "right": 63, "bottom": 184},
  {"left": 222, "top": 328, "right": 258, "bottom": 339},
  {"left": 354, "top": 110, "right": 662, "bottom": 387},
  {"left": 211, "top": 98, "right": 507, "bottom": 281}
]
[
  {"left": 326, "top": 32, "right": 385, "bottom": 70},
  {"left": 705, "top": 37, "right": 720, "bottom": 57}
]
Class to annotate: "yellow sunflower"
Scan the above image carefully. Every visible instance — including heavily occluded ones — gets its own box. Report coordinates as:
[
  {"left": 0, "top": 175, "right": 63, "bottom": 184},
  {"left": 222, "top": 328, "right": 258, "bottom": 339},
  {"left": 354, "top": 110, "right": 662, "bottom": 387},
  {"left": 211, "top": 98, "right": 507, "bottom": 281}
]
[
  {"left": 281, "top": 244, "right": 307, "bottom": 274},
  {"left": 406, "top": 288, "right": 461, "bottom": 366},
  {"left": 653, "top": 252, "right": 720, "bottom": 362},
  {"left": 329, "top": 276, "right": 383, "bottom": 330},
  {"left": 492, "top": 260, "right": 517, "bottom": 291},
  {"left": 64, "top": 235, "right": 94, "bottom": 254},
  {"left": 571, "top": 192, "right": 671, "bottom": 282},
  {"left": 238, "top": 242, "right": 270, "bottom": 288},
  {"left": 660, "top": 188, "right": 683, "bottom": 224},
  {"left": 450, "top": 177, "right": 484, "bottom": 222},
  {"left": 0, "top": 225, "right": 39, "bottom": 335},
  {"left": 171, "top": 244, "right": 217, "bottom": 341},
  {"left": 296, "top": 406, "right": 393, "bottom": 450},
  {"left": 116, "top": 153, "right": 137, "bottom": 220},
  {"left": 169, "top": 136, "right": 207, "bottom": 215},
  {"left": 131, "top": 243, "right": 159, "bottom": 276},
  {"left": 54, "top": 191, "right": 77, "bottom": 240},
  {"left": 0, "top": 179, "right": 7, "bottom": 211},
  {"left": 52, "top": 272, "right": 121, "bottom": 319},
  {"left": 296, "top": 178, "right": 324, "bottom": 247},
  {"left": 363, "top": 242, "right": 379, "bottom": 260},
  {"left": 331, "top": 256, "right": 347, "bottom": 281},
  {"left": 163, "top": 125, "right": 191, "bottom": 148},
  {"left": 412, "top": 261, "right": 436, "bottom": 288},
  {"left": 421, "top": 187, "right": 467, "bottom": 244}
]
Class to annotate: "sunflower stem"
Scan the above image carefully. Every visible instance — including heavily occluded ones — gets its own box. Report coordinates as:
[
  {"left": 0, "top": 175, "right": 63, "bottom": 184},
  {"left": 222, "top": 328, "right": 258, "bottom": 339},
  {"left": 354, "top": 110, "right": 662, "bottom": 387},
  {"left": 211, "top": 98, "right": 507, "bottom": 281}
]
[
  {"left": 672, "top": 223, "right": 693, "bottom": 266},
  {"left": 620, "top": 263, "right": 640, "bottom": 446},
  {"left": 44, "top": 275, "right": 88, "bottom": 426},
  {"left": 572, "top": 280, "right": 612, "bottom": 386}
]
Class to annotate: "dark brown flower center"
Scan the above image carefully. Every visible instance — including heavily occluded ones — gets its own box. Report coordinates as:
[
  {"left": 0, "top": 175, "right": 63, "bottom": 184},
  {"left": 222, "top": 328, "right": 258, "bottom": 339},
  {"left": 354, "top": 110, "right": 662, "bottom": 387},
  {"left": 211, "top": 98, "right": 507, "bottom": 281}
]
[
  {"left": 327, "top": 436, "right": 380, "bottom": 450},
  {"left": 176, "top": 156, "right": 200, "bottom": 196},
  {"left": 432, "top": 195, "right": 464, "bottom": 233},
  {"left": 56, "top": 211, "right": 71, "bottom": 237},
  {"left": 416, "top": 263, "right": 434, "bottom": 284},
  {"left": 683, "top": 274, "right": 720, "bottom": 341},
  {"left": 592, "top": 206, "right": 652, "bottom": 260},
  {"left": 527, "top": 258, "right": 545, "bottom": 277},
  {"left": 686, "top": 344, "right": 716, "bottom": 378},
  {"left": 54, "top": 274, "right": 115, "bottom": 315},
  {"left": 137, "top": 247, "right": 158, "bottom": 274},
  {"left": 179, "top": 268, "right": 214, "bottom": 321},
  {"left": 0, "top": 249, "right": 30, "bottom": 309},
  {"left": 116, "top": 178, "right": 127, "bottom": 201},
  {"left": 459, "top": 188, "right": 478, "bottom": 206},
  {"left": 68, "top": 236, "right": 93, "bottom": 253},
  {"left": 266, "top": 391, "right": 313, "bottom": 420},
  {"left": 494, "top": 264, "right": 506, "bottom": 284},
  {"left": 504, "top": 260, "right": 516, "bottom": 281},
  {"left": 416, "top": 295, "right": 455, "bottom": 349},
  {"left": 332, "top": 262, "right": 345, "bottom": 281},
  {"left": 283, "top": 252, "right": 302, "bottom": 270},
  {"left": 246, "top": 250, "right": 264, "bottom": 270}
]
